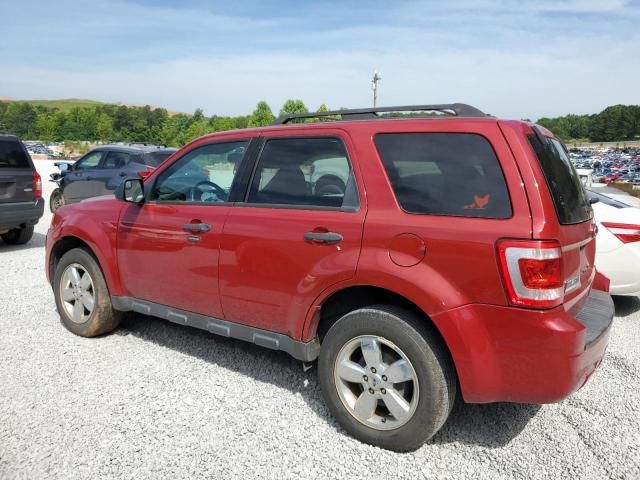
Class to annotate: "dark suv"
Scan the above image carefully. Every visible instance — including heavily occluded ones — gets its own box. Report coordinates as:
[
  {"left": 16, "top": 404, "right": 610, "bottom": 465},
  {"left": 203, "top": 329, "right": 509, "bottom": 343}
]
[
  {"left": 45, "top": 104, "right": 614, "bottom": 451},
  {"left": 50, "top": 144, "right": 176, "bottom": 211},
  {"left": 0, "top": 134, "right": 44, "bottom": 245}
]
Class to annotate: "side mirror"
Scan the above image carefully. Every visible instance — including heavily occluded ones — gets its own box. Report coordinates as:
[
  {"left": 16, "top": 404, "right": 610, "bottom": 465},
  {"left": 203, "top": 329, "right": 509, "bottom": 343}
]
[{"left": 115, "top": 178, "right": 145, "bottom": 204}]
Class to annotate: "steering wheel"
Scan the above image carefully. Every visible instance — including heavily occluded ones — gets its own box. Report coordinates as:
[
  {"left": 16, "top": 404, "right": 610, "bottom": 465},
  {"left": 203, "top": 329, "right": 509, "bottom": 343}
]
[{"left": 188, "top": 180, "right": 227, "bottom": 202}]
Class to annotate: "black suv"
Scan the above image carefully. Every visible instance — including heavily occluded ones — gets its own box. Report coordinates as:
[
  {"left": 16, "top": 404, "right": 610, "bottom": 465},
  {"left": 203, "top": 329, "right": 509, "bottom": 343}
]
[
  {"left": 50, "top": 144, "right": 176, "bottom": 211},
  {"left": 0, "top": 134, "right": 44, "bottom": 245}
]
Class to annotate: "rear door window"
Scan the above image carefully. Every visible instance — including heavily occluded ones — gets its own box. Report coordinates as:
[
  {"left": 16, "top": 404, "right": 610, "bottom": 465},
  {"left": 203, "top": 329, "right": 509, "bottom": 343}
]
[
  {"left": 101, "top": 151, "right": 131, "bottom": 169},
  {"left": 247, "top": 137, "right": 358, "bottom": 210},
  {"left": 528, "top": 133, "right": 592, "bottom": 224},
  {"left": 374, "top": 133, "right": 512, "bottom": 218},
  {"left": 0, "top": 140, "right": 31, "bottom": 168}
]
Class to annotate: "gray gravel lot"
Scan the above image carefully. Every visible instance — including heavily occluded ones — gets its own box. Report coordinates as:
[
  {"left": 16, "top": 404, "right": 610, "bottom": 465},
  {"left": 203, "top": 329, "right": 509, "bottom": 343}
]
[{"left": 1, "top": 160, "right": 639, "bottom": 479}]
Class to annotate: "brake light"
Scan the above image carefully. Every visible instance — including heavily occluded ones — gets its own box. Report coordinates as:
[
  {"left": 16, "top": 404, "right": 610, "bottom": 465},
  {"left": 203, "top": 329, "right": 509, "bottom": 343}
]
[
  {"left": 138, "top": 167, "right": 155, "bottom": 179},
  {"left": 602, "top": 222, "right": 640, "bottom": 244},
  {"left": 33, "top": 172, "right": 42, "bottom": 198},
  {"left": 497, "top": 239, "right": 564, "bottom": 308}
]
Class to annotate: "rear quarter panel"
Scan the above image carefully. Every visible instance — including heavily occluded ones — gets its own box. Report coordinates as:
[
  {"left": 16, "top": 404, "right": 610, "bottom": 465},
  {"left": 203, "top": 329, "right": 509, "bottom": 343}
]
[{"left": 303, "top": 119, "right": 533, "bottom": 341}]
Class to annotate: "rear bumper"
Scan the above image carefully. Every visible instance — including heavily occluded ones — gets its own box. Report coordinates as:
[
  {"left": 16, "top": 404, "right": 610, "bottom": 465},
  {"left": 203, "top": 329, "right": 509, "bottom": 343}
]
[
  {"left": 433, "top": 288, "right": 614, "bottom": 404},
  {"left": 0, "top": 198, "right": 44, "bottom": 230}
]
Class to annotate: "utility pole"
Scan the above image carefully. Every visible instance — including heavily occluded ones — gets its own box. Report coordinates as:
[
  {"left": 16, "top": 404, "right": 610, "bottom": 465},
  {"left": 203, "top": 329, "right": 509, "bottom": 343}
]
[{"left": 371, "top": 71, "right": 381, "bottom": 107}]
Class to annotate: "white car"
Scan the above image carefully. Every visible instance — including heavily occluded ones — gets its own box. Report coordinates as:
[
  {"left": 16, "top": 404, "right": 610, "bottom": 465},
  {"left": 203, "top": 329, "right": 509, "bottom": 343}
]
[{"left": 589, "top": 190, "right": 640, "bottom": 296}]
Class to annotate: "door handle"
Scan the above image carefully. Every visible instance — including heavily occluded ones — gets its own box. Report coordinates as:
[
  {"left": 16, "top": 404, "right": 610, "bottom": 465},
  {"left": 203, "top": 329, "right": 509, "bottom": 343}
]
[
  {"left": 119, "top": 172, "right": 127, "bottom": 177},
  {"left": 304, "top": 231, "right": 343, "bottom": 245},
  {"left": 183, "top": 223, "right": 211, "bottom": 233}
]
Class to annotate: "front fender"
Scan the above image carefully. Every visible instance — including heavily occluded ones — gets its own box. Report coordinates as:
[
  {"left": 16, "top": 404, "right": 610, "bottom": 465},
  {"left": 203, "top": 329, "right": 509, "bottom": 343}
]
[{"left": 47, "top": 201, "right": 125, "bottom": 296}]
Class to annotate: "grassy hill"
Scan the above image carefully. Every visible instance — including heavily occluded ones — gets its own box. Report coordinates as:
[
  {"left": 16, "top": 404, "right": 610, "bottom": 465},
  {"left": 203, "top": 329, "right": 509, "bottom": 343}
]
[
  {"left": 1, "top": 98, "right": 107, "bottom": 111},
  {"left": 0, "top": 97, "right": 184, "bottom": 115}
]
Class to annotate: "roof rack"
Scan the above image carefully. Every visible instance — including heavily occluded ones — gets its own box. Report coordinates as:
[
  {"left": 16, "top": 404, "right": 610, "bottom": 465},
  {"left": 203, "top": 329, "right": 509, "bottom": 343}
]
[{"left": 271, "top": 103, "right": 487, "bottom": 125}]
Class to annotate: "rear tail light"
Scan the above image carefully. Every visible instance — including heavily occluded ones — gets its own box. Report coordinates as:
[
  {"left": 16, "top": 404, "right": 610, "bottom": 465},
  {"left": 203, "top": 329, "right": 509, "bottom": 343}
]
[
  {"left": 138, "top": 167, "right": 155, "bottom": 179},
  {"left": 33, "top": 172, "right": 42, "bottom": 198},
  {"left": 602, "top": 222, "right": 640, "bottom": 244},
  {"left": 497, "top": 239, "right": 564, "bottom": 308}
]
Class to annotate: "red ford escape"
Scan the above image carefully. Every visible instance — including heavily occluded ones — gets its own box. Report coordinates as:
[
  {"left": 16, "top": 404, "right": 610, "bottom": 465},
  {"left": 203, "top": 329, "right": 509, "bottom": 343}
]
[{"left": 45, "top": 104, "right": 614, "bottom": 451}]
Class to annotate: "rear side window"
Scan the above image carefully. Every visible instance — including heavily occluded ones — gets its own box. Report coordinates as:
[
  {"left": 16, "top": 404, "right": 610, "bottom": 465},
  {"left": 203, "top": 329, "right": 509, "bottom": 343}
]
[
  {"left": 374, "top": 133, "right": 512, "bottom": 218},
  {"left": 528, "top": 134, "right": 592, "bottom": 225},
  {"left": 0, "top": 140, "right": 30, "bottom": 168},
  {"left": 143, "top": 151, "right": 174, "bottom": 167},
  {"left": 102, "top": 151, "right": 131, "bottom": 169}
]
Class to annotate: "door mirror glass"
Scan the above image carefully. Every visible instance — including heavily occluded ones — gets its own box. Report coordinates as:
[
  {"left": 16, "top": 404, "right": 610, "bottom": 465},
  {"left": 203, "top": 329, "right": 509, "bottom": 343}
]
[{"left": 117, "top": 178, "right": 145, "bottom": 204}]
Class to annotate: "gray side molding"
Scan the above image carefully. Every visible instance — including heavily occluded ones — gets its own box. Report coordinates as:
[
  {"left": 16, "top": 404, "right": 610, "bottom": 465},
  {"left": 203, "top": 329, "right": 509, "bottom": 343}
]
[{"left": 111, "top": 296, "right": 320, "bottom": 362}]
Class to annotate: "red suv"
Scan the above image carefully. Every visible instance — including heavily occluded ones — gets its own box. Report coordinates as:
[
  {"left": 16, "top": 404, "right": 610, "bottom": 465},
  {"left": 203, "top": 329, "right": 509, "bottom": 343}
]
[{"left": 45, "top": 104, "right": 614, "bottom": 451}]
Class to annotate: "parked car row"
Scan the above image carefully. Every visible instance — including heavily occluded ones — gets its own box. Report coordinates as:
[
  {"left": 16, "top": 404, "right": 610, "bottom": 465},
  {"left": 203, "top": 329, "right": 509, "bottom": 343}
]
[
  {"left": 570, "top": 147, "right": 640, "bottom": 184},
  {"left": 2, "top": 104, "right": 637, "bottom": 452}
]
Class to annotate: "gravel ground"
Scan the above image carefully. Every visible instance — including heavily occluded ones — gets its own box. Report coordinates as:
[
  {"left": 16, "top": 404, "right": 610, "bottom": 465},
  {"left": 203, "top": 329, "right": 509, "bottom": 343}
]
[{"left": 1, "top": 160, "right": 639, "bottom": 479}]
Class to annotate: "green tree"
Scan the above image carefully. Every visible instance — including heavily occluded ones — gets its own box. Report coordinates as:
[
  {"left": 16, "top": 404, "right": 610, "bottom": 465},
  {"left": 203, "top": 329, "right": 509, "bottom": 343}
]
[
  {"left": 279, "top": 99, "right": 308, "bottom": 116},
  {"left": 4, "top": 102, "right": 37, "bottom": 137},
  {"left": 248, "top": 101, "right": 275, "bottom": 127},
  {"left": 96, "top": 113, "right": 114, "bottom": 142},
  {"left": 36, "top": 112, "right": 57, "bottom": 143}
]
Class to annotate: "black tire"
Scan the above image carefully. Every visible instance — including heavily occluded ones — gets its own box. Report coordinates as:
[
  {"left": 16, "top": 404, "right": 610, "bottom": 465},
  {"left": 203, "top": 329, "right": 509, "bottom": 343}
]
[
  {"left": 53, "top": 248, "right": 122, "bottom": 337},
  {"left": 318, "top": 305, "right": 456, "bottom": 452},
  {"left": 50, "top": 188, "right": 65, "bottom": 212},
  {"left": 1, "top": 225, "right": 34, "bottom": 245}
]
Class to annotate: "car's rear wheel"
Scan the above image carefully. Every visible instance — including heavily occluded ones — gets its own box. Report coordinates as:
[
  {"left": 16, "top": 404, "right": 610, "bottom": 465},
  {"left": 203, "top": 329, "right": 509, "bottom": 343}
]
[
  {"left": 318, "top": 305, "right": 456, "bottom": 451},
  {"left": 53, "top": 248, "right": 122, "bottom": 337},
  {"left": 1, "top": 225, "right": 34, "bottom": 245},
  {"left": 50, "top": 188, "right": 65, "bottom": 212}
]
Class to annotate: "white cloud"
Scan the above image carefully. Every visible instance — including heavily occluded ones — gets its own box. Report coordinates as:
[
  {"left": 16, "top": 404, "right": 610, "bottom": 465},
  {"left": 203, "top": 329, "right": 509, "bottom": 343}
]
[{"left": 1, "top": 0, "right": 638, "bottom": 119}]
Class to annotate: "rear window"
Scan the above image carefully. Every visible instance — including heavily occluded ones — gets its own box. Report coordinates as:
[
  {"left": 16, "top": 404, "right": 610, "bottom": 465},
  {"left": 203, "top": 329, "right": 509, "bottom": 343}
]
[
  {"left": 143, "top": 151, "right": 175, "bottom": 167},
  {"left": 0, "top": 139, "right": 31, "bottom": 169},
  {"left": 374, "top": 133, "right": 512, "bottom": 218},
  {"left": 528, "top": 133, "right": 592, "bottom": 225}
]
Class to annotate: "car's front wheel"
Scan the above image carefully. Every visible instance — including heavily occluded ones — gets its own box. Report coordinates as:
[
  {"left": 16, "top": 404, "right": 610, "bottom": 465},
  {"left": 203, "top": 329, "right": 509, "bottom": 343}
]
[
  {"left": 318, "top": 306, "right": 456, "bottom": 451},
  {"left": 53, "top": 248, "right": 122, "bottom": 337}
]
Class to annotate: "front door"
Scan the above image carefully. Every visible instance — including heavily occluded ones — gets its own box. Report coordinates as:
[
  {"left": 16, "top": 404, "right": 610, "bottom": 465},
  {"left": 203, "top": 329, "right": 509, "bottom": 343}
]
[
  {"left": 63, "top": 150, "right": 104, "bottom": 203},
  {"left": 219, "top": 133, "right": 366, "bottom": 338},
  {"left": 117, "top": 139, "right": 251, "bottom": 319}
]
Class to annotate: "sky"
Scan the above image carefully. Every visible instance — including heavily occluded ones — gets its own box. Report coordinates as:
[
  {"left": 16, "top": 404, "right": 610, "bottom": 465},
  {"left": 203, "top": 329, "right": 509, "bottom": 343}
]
[{"left": 0, "top": 0, "right": 639, "bottom": 120}]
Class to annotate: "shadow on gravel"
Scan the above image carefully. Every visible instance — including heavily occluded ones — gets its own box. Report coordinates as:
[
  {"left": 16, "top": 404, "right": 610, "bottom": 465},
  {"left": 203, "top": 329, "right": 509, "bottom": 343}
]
[
  {"left": 432, "top": 401, "right": 541, "bottom": 448},
  {"left": 118, "top": 313, "right": 541, "bottom": 447},
  {"left": 0, "top": 232, "right": 47, "bottom": 252},
  {"left": 612, "top": 295, "right": 640, "bottom": 317}
]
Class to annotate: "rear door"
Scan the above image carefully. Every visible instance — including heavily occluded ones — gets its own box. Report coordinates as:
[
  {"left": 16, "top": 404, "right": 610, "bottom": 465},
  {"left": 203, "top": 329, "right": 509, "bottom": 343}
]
[
  {"left": 219, "top": 131, "right": 366, "bottom": 338},
  {"left": 0, "top": 138, "right": 34, "bottom": 205},
  {"left": 63, "top": 150, "right": 104, "bottom": 203}
]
